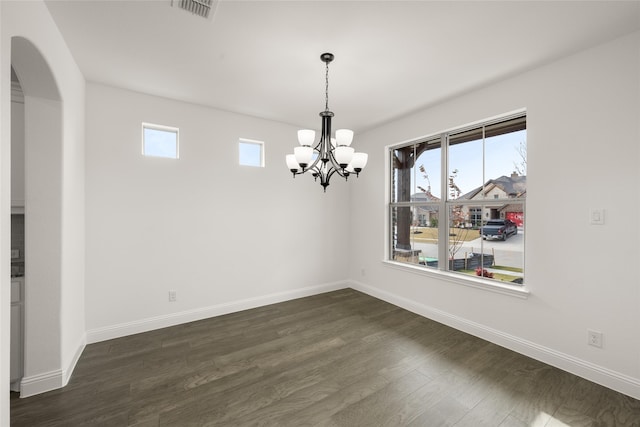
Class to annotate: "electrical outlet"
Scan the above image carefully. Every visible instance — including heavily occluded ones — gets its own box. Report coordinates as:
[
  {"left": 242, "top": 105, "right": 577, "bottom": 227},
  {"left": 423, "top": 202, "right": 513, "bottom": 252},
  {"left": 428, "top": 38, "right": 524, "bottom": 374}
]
[
  {"left": 168, "top": 290, "right": 177, "bottom": 302},
  {"left": 589, "top": 208, "right": 605, "bottom": 225},
  {"left": 587, "top": 329, "right": 603, "bottom": 348}
]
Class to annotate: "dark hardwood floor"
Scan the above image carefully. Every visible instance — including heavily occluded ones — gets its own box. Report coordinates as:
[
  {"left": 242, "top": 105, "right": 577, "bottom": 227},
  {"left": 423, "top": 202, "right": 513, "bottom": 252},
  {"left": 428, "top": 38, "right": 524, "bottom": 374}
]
[{"left": 10, "top": 289, "right": 640, "bottom": 426}]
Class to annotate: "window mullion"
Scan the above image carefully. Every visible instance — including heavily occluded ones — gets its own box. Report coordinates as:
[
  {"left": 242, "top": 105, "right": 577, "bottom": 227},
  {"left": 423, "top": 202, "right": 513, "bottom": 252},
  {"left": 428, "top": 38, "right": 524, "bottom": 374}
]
[
  {"left": 438, "top": 133, "right": 449, "bottom": 270},
  {"left": 480, "top": 126, "right": 486, "bottom": 261}
]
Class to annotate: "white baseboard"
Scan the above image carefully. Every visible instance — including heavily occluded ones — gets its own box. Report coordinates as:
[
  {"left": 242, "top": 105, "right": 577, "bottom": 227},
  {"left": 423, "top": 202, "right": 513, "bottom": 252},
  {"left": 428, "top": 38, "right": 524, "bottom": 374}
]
[
  {"left": 86, "top": 281, "right": 348, "bottom": 344},
  {"left": 20, "top": 334, "right": 87, "bottom": 398},
  {"left": 62, "top": 335, "right": 86, "bottom": 387},
  {"left": 20, "top": 370, "right": 63, "bottom": 398},
  {"left": 348, "top": 280, "right": 640, "bottom": 401}
]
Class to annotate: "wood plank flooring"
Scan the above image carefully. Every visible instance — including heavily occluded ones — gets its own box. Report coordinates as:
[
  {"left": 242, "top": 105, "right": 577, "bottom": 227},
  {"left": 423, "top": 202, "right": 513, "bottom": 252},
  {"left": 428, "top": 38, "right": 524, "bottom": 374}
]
[{"left": 10, "top": 289, "right": 640, "bottom": 426}]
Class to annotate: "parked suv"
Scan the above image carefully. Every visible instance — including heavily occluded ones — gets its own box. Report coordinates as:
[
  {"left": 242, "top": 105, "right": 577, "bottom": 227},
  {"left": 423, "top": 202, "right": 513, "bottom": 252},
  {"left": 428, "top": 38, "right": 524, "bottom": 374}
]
[{"left": 480, "top": 219, "right": 517, "bottom": 241}]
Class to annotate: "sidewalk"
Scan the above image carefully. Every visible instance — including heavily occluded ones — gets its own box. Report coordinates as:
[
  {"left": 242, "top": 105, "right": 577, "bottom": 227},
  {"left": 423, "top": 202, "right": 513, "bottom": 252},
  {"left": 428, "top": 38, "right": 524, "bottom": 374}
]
[{"left": 484, "top": 267, "right": 522, "bottom": 277}]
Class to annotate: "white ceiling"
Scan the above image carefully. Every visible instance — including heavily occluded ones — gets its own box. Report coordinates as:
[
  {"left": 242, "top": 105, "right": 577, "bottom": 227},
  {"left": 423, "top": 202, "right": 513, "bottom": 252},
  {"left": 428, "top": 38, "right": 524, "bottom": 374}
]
[{"left": 44, "top": 0, "right": 640, "bottom": 133}]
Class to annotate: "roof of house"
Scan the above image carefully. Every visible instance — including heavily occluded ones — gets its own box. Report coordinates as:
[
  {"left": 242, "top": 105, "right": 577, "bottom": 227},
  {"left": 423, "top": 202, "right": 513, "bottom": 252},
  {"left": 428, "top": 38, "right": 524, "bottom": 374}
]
[
  {"left": 411, "top": 191, "right": 441, "bottom": 203},
  {"left": 459, "top": 175, "right": 527, "bottom": 200}
]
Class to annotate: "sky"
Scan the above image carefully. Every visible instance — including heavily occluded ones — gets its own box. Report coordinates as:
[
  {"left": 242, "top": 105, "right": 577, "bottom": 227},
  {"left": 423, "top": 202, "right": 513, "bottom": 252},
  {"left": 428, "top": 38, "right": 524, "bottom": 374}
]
[
  {"left": 239, "top": 140, "right": 263, "bottom": 167},
  {"left": 143, "top": 127, "right": 179, "bottom": 159},
  {"left": 414, "top": 129, "right": 526, "bottom": 198}
]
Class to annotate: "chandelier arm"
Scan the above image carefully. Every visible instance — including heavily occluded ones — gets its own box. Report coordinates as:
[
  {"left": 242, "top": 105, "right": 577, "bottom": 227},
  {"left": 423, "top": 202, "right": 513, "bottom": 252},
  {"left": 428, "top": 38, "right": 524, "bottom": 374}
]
[
  {"left": 292, "top": 168, "right": 310, "bottom": 176},
  {"left": 307, "top": 147, "right": 322, "bottom": 171},
  {"left": 327, "top": 166, "right": 340, "bottom": 180},
  {"left": 333, "top": 169, "right": 348, "bottom": 179},
  {"left": 327, "top": 147, "right": 346, "bottom": 175},
  {"left": 317, "top": 166, "right": 334, "bottom": 189},
  {"left": 293, "top": 146, "right": 322, "bottom": 176}
]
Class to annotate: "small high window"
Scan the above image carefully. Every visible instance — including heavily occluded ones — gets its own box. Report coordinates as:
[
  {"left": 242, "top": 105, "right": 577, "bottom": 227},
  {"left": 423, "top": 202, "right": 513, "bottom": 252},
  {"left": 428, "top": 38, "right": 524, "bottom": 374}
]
[
  {"left": 142, "top": 123, "right": 179, "bottom": 159},
  {"left": 239, "top": 139, "right": 264, "bottom": 167}
]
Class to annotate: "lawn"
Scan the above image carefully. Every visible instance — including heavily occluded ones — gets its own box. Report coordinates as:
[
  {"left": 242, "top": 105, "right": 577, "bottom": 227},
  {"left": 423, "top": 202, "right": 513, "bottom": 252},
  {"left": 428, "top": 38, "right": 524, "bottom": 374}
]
[
  {"left": 401, "top": 227, "right": 525, "bottom": 284},
  {"left": 458, "top": 269, "right": 521, "bottom": 283},
  {"left": 410, "top": 227, "right": 479, "bottom": 243}
]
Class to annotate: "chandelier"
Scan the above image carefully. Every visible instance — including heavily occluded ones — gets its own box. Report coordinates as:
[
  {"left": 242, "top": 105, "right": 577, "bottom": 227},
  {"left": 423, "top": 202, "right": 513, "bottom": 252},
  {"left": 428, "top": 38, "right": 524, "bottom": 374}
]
[{"left": 286, "top": 53, "right": 368, "bottom": 192}]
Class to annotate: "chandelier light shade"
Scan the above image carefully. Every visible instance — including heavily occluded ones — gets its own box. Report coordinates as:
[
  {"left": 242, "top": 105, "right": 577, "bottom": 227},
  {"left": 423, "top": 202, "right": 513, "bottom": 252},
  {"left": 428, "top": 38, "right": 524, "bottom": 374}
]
[{"left": 285, "top": 52, "right": 368, "bottom": 192}]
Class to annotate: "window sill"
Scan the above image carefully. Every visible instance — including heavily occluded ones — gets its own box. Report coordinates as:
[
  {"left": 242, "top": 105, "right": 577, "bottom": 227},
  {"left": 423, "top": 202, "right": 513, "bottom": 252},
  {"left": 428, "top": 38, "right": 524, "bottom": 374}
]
[{"left": 382, "top": 260, "right": 530, "bottom": 299}]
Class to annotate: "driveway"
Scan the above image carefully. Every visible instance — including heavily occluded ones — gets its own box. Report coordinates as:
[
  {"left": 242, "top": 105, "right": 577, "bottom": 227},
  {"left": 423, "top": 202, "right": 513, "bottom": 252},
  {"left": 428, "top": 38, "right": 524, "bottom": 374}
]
[
  {"left": 413, "top": 229, "right": 524, "bottom": 270},
  {"left": 461, "top": 229, "right": 524, "bottom": 269}
]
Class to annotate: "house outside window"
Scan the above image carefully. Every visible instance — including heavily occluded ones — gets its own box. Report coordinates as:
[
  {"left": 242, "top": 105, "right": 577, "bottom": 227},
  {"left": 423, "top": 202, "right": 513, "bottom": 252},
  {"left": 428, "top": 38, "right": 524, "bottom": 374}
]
[
  {"left": 388, "top": 113, "right": 526, "bottom": 285},
  {"left": 470, "top": 207, "right": 482, "bottom": 227}
]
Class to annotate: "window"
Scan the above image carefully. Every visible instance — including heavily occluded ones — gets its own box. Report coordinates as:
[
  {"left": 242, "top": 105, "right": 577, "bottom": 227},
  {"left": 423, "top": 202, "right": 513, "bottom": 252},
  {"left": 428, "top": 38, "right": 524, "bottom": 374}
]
[
  {"left": 389, "top": 113, "right": 526, "bottom": 285},
  {"left": 142, "top": 123, "right": 178, "bottom": 159},
  {"left": 239, "top": 139, "right": 264, "bottom": 167}
]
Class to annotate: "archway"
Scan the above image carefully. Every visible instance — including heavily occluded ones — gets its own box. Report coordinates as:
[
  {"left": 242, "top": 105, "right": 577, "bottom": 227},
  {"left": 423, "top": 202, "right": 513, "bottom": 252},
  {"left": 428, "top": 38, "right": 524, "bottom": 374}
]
[{"left": 10, "top": 36, "right": 64, "bottom": 397}]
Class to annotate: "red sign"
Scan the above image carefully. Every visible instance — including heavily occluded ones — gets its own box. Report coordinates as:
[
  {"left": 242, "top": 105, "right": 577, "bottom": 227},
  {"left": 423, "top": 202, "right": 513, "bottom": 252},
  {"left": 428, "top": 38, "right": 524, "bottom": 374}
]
[{"left": 506, "top": 212, "right": 524, "bottom": 227}]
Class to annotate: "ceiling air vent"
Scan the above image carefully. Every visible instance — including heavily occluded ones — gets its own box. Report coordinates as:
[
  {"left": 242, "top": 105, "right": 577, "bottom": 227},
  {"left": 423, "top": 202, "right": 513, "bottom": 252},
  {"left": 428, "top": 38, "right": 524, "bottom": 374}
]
[{"left": 172, "top": 0, "right": 216, "bottom": 19}]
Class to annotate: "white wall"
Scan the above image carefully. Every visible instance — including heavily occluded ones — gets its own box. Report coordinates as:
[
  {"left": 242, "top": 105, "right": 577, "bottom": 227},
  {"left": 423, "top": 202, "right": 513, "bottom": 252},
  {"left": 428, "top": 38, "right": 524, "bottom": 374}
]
[
  {"left": 0, "top": 3, "right": 8, "bottom": 422},
  {"left": 85, "top": 83, "right": 350, "bottom": 340},
  {"left": 0, "top": 0, "right": 86, "bottom": 417},
  {"left": 22, "top": 95, "right": 63, "bottom": 381},
  {"left": 10, "top": 83, "right": 24, "bottom": 206},
  {"left": 349, "top": 31, "right": 640, "bottom": 399}
]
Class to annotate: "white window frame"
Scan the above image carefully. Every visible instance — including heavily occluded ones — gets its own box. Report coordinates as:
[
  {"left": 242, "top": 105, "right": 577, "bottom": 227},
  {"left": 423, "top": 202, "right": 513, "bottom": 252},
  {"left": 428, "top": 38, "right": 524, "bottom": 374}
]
[
  {"left": 238, "top": 138, "right": 265, "bottom": 167},
  {"left": 142, "top": 122, "right": 179, "bottom": 159},
  {"left": 384, "top": 111, "right": 529, "bottom": 298}
]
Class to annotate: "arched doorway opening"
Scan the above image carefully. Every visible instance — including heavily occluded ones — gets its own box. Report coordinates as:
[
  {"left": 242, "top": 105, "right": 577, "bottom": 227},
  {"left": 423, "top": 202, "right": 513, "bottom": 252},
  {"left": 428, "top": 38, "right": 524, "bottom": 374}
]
[{"left": 10, "top": 36, "right": 64, "bottom": 397}]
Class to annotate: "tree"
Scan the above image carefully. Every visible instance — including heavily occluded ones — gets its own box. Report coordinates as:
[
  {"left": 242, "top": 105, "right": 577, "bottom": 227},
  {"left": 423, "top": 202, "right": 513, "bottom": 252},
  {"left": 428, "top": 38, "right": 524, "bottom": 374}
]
[
  {"left": 448, "top": 168, "right": 461, "bottom": 200},
  {"left": 417, "top": 164, "right": 432, "bottom": 196},
  {"left": 447, "top": 169, "right": 469, "bottom": 260},
  {"left": 513, "top": 140, "right": 527, "bottom": 176},
  {"left": 416, "top": 166, "right": 469, "bottom": 259}
]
